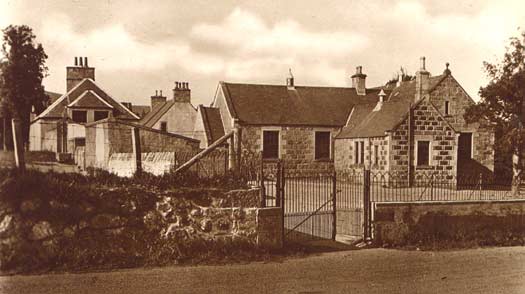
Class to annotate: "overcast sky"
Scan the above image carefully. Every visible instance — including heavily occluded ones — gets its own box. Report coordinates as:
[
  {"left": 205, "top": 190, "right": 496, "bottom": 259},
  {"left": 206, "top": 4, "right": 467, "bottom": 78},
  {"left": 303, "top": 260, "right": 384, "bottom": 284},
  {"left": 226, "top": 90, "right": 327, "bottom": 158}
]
[{"left": 1, "top": 0, "right": 525, "bottom": 106}]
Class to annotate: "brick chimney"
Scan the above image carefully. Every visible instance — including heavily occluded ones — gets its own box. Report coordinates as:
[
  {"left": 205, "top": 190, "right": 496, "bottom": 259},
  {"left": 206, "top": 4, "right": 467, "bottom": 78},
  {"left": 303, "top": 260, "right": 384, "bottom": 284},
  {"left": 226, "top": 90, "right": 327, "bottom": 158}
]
[
  {"left": 66, "top": 57, "right": 95, "bottom": 91},
  {"left": 351, "top": 66, "right": 366, "bottom": 95},
  {"left": 173, "top": 81, "right": 191, "bottom": 103},
  {"left": 415, "top": 56, "right": 430, "bottom": 102},
  {"left": 151, "top": 90, "right": 167, "bottom": 110}
]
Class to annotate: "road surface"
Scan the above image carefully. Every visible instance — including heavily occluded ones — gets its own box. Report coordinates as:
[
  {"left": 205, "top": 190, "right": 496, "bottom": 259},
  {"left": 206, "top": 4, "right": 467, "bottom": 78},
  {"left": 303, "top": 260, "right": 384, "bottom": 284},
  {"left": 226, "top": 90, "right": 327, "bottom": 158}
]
[{"left": 1, "top": 246, "right": 525, "bottom": 293}]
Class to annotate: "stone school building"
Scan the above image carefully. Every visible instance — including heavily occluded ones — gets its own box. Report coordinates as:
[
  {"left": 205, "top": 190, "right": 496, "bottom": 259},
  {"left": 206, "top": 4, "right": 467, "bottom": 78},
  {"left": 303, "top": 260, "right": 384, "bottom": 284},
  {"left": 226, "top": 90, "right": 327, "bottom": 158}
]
[{"left": 203, "top": 57, "right": 494, "bottom": 178}]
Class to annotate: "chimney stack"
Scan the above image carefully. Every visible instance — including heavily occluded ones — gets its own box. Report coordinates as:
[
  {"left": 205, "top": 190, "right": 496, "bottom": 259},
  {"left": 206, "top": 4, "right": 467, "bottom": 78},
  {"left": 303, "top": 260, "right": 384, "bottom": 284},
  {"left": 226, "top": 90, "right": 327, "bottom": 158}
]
[
  {"left": 66, "top": 56, "right": 95, "bottom": 91},
  {"left": 151, "top": 89, "right": 167, "bottom": 110},
  {"left": 415, "top": 56, "right": 430, "bottom": 102},
  {"left": 173, "top": 81, "right": 191, "bottom": 103},
  {"left": 351, "top": 66, "right": 367, "bottom": 95}
]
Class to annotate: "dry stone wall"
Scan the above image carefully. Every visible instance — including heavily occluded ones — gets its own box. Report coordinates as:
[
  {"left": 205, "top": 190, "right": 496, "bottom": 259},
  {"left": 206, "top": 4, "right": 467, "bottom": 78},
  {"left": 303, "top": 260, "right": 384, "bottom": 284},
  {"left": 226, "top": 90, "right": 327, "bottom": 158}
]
[{"left": 0, "top": 171, "right": 282, "bottom": 273}]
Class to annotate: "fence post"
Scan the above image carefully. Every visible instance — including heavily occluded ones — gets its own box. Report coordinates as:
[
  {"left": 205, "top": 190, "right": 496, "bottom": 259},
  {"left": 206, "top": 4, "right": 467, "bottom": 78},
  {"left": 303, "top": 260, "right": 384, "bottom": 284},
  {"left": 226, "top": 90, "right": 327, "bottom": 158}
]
[
  {"left": 332, "top": 171, "right": 337, "bottom": 241},
  {"left": 11, "top": 119, "right": 25, "bottom": 170},
  {"left": 280, "top": 163, "right": 285, "bottom": 246},
  {"left": 479, "top": 173, "right": 483, "bottom": 199},
  {"left": 131, "top": 127, "right": 142, "bottom": 175},
  {"left": 363, "top": 169, "right": 371, "bottom": 241},
  {"left": 430, "top": 173, "right": 434, "bottom": 201},
  {"left": 276, "top": 160, "right": 282, "bottom": 207},
  {"left": 260, "top": 155, "right": 266, "bottom": 208}
]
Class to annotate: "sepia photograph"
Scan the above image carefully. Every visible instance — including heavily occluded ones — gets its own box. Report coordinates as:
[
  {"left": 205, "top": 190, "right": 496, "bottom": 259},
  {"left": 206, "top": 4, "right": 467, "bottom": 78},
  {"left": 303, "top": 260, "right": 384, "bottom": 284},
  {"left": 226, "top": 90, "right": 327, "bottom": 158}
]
[{"left": 1, "top": 0, "right": 525, "bottom": 293}]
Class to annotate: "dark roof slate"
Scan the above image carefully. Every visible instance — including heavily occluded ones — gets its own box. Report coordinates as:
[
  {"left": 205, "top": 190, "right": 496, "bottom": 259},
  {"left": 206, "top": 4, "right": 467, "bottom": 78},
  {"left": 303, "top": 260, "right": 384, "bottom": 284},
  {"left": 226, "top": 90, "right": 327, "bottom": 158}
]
[
  {"left": 140, "top": 100, "right": 175, "bottom": 127},
  {"left": 68, "top": 91, "right": 113, "bottom": 109},
  {"left": 220, "top": 82, "right": 383, "bottom": 127},
  {"left": 200, "top": 106, "right": 225, "bottom": 144},
  {"left": 131, "top": 105, "right": 151, "bottom": 118},
  {"left": 36, "top": 79, "right": 138, "bottom": 120},
  {"left": 337, "top": 74, "right": 446, "bottom": 138}
]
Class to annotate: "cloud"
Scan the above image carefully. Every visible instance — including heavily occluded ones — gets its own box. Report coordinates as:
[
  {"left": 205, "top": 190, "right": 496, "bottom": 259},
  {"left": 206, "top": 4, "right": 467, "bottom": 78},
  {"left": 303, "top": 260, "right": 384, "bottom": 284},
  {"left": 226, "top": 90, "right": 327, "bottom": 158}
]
[{"left": 190, "top": 7, "right": 369, "bottom": 82}]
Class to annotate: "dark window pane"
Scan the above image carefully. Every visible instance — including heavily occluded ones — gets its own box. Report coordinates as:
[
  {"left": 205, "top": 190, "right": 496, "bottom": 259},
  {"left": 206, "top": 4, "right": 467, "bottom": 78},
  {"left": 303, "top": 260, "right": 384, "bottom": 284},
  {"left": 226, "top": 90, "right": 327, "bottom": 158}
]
[
  {"left": 94, "top": 111, "right": 109, "bottom": 121},
  {"left": 315, "top": 131, "right": 330, "bottom": 160},
  {"left": 263, "top": 131, "right": 279, "bottom": 159},
  {"left": 160, "top": 122, "right": 167, "bottom": 132},
  {"left": 354, "top": 141, "right": 359, "bottom": 164},
  {"left": 72, "top": 110, "right": 87, "bottom": 123},
  {"left": 417, "top": 141, "right": 430, "bottom": 166},
  {"left": 360, "top": 141, "right": 365, "bottom": 164},
  {"left": 445, "top": 101, "right": 450, "bottom": 115}
]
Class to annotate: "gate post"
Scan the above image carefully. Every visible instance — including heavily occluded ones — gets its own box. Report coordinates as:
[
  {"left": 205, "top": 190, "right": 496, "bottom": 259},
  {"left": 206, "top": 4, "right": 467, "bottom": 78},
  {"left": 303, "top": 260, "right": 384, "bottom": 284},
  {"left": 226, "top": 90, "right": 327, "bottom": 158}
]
[
  {"left": 131, "top": 127, "right": 142, "bottom": 175},
  {"left": 363, "top": 169, "right": 371, "bottom": 241},
  {"left": 332, "top": 171, "right": 337, "bottom": 240}
]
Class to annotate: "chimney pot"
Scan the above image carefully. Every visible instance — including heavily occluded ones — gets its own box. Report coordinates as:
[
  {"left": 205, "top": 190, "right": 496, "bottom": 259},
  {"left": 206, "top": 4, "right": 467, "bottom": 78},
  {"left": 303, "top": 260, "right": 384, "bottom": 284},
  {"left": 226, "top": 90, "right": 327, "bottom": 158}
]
[
  {"left": 74, "top": 57, "right": 78, "bottom": 66},
  {"left": 79, "top": 57, "right": 83, "bottom": 67},
  {"left": 84, "top": 57, "right": 88, "bottom": 67},
  {"left": 420, "top": 56, "right": 426, "bottom": 71},
  {"left": 160, "top": 90, "right": 163, "bottom": 96},
  {"left": 155, "top": 90, "right": 158, "bottom": 96}
]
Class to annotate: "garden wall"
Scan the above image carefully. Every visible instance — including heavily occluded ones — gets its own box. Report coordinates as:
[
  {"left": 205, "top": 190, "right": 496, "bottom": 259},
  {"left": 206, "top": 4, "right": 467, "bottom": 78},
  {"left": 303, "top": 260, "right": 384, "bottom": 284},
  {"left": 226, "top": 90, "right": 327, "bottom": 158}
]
[
  {"left": 373, "top": 200, "right": 525, "bottom": 247},
  {"left": 0, "top": 171, "right": 282, "bottom": 273}
]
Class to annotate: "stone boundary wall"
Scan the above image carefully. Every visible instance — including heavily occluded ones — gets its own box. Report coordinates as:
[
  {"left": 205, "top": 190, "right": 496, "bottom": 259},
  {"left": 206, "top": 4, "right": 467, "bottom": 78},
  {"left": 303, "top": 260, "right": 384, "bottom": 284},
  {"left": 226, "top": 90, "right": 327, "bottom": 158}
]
[
  {"left": 373, "top": 200, "right": 525, "bottom": 246},
  {"left": 0, "top": 182, "right": 283, "bottom": 272}
]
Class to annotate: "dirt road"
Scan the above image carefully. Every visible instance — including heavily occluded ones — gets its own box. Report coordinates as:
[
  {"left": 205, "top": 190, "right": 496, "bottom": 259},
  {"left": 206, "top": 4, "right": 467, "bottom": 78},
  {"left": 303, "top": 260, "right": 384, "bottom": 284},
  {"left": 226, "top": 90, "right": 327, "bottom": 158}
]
[{"left": 1, "top": 247, "right": 524, "bottom": 293}]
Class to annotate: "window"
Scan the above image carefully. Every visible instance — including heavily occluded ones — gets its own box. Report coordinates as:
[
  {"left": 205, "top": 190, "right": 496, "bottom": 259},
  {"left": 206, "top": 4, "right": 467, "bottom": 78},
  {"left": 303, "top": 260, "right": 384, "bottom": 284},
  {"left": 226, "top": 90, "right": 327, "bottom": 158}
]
[
  {"left": 262, "top": 130, "right": 279, "bottom": 159},
  {"left": 354, "top": 140, "right": 365, "bottom": 164},
  {"left": 315, "top": 131, "right": 331, "bottom": 160},
  {"left": 360, "top": 141, "right": 365, "bottom": 164},
  {"left": 417, "top": 141, "right": 430, "bottom": 166},
  {"left": 374, "top": 145, "right": 379, "bottom": 165},
  {"left": 160, "top": 121, "right": 167, "bottom": 132},
  {"left": 94, "top": 111, "right": 109, "bottom": 121},
  {"left": 444, "top": 101, "right": 450, "bottom": 115},
  {"left": 354, "top": 141, "right": 359, "bottom": 164},
  {"left": 72, "top": 110, "right": 87, "bottom": 123}
]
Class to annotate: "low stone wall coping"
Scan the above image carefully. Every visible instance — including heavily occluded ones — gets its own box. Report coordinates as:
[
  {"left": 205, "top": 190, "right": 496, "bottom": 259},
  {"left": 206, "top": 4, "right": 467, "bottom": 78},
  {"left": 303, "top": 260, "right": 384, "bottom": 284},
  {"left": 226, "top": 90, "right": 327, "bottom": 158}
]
[{"left": 374, "top": 199, "right": 525, "bottom": 207}]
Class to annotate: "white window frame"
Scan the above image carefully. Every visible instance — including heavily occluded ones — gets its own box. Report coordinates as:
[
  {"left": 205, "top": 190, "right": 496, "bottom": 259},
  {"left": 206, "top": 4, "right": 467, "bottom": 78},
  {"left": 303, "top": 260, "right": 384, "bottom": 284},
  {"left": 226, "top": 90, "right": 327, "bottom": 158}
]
[
  {"left": 313, "top": 129, "right": 332, "bottom": 161},
  {"left": 415, "top": 140, "right": 432, "bottom": 166},
  {"left": 261, "top": 127, "right": 281, "bottom": 159}
]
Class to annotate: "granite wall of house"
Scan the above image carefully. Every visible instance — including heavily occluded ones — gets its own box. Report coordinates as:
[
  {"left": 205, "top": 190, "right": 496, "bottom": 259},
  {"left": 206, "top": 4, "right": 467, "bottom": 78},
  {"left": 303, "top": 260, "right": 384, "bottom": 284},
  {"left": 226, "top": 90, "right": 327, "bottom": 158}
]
[
  {"left": 430, "top": 74, "right": 494, "bottom": 175},
  {"left": 389, "top": 99, "right": 458, "bottom": 181},
  {"left": 334, "top": 136, "right": 389, "bottom": 173},
  {"left": 240, "top": 125, "right": 339, "bottom": 175}
]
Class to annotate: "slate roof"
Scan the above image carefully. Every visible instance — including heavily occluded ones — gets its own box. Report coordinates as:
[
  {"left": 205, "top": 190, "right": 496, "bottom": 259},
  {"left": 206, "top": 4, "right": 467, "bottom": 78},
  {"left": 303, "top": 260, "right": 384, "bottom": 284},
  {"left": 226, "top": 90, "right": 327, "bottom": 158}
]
[
  {"left": 140, "top": 100, "right": 175, "bottom": 127},
  {"left": 220, "top": 82, "right": 383, "bottom": 127},
  {"left": 67, "top": 90, "right": 114, "bottom": 109},
  {"left": 337, "top": 74, "right": 447, "bottom": 138},
  {"left": 45, "top": 91, "right": 62, "bottom": 105},
  {"left": 35, "top": 79, "right": 139, "bottom": 121},
  {"left": 131, "top": 105, "right": 151, "bottom": 118},
  {"left": 199, "top": 106, "right": 225, "bottom": 144}
]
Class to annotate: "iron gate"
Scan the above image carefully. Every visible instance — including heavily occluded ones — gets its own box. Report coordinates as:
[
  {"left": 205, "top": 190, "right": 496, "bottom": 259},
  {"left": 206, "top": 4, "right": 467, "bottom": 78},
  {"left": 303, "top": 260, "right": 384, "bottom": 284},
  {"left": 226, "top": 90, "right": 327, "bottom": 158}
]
[{"left": 260, "top": 162, "right": 372, "bottom": 243}]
